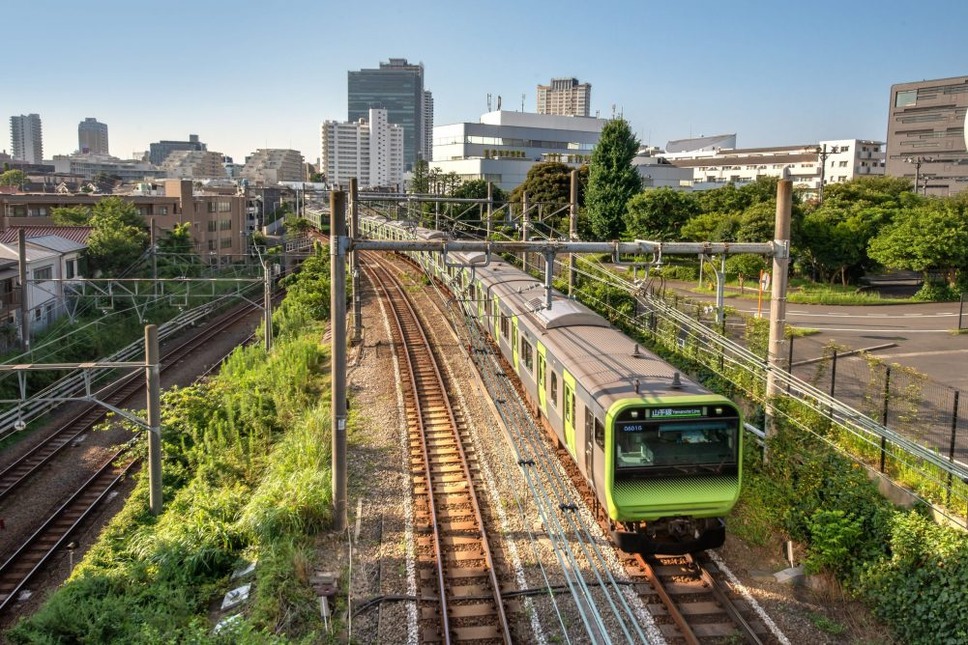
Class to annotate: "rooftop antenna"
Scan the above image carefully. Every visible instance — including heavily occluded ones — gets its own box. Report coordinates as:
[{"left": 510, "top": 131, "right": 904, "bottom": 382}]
[
  {"left": 487, "top": 93, "right": 492, "bottom": 112},
  {"left": 521, "top": 93, "right": 525, "bottom": 111}
]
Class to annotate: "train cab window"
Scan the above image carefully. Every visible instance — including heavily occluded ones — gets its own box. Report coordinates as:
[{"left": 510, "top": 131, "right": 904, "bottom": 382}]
[
  {"left": 550, "top": 372, "right": 558, "bottom": 408},
  {"left": 500, "top": 313, "right": 509, "bottom": 339},
  {"left": 521, "top": 338, "right": 534, "bottom": 373},
  {"left": 615, "top": 419, "right": 737, "bottom": 472}
]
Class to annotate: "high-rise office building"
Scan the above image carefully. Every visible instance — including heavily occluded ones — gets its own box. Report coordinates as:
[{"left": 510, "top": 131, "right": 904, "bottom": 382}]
[
  {"left": 348, "top": 58, "right": 431, "bottom": 171},
  {"left": 321, "top": 108, "right": 404, "bottom": 189},
  {"left": 886, "top": 76, "right": 968, "bottom": 196},
  {"left": 536, "top": 78, "right": 592, "bottom": 117},
  {"left": 10, "top": 113, "right": 44, "bottom": 164},
  {"left": 78, "top": 117, "right": 109, "bottom": 155}
]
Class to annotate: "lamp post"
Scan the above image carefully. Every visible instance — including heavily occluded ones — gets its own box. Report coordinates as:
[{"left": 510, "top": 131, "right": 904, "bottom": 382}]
[
  {"left": 905, "top": 156, "right": 933, "bottom": 195},
  {"left": 815, "top": 143, "right": 839, "bottom": 204}
]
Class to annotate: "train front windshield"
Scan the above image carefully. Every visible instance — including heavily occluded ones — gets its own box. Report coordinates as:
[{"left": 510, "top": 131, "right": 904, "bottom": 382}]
[{"left": 614, "top": 405, "right": 739, "bottom": 475}]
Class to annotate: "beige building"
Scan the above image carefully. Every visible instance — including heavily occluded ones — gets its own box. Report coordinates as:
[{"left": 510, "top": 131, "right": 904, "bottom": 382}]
[
  {"left": 536, "top": 78, "right": 591, "bottom": 117},
  {"left": 160, "top": 150, "right": 229, "bottom": 180},
  {"left": 241, "top": 149, "right": 306, "bottom": 185},
  {"left": 0, "top": 179, "right": 248, "bottom": 264},
  {"left": 886, "top": 76, "right": 968, "bottom": 195}
]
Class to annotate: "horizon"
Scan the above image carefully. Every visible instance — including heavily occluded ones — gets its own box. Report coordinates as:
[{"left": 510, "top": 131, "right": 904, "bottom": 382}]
[{"left": 6, "top": 1, "right": 968, "bottom": 166}]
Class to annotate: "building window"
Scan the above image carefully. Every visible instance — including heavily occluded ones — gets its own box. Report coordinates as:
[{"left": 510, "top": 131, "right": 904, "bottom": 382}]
[
  {"left": 895, "top": 90, "right": 917, "bottom": 108},
  {"left": 207, "top": 202, "right": 217, "bottom": 213},
  {"left": 208, "top": 239, "right": 217, "bottom": 251},
  {"left": 220, "top": 218, "right": 232, "bottom": 231},
  {"left": 65, "top": 259, "right": 76, "bottom": 279},
  {"left": 208, "top": 220, "right": 217, "bottom": 232},
  {"left": 33, "top": 266, "right": 53, "bottom": 281},
  {"left": 218, "top": 201, "right": 232, "bottom": 212},
  {"left": 220, "top": 237, "right": 232, "bottom": 249},
  {"left": 159, "top": 206, "right": 168, "bottom": 215}
]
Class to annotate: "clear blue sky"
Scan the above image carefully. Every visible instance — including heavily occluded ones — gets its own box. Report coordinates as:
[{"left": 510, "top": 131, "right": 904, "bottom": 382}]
[{"left": 6, "top": 0, "right": 967, "bottom": 165}]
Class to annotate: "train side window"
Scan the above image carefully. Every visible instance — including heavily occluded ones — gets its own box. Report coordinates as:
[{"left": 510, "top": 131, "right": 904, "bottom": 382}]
[
  {"left": 537, "top": 353, "right": 546, "bottom": 391},
  {"left": 594, "top": 416, "right": 605, "bottom": 449},
  {"left": 500, "top": 313, "right": 509, "bottom": 339},
  {"left": 550, "top": 372, "right": 558, "bottom": 408},
  {"left": 485, "top": 295, "right": 492, "bottom": 318},
  {"left": 521, "top": 338, "right": 534, "bottom": 373}
]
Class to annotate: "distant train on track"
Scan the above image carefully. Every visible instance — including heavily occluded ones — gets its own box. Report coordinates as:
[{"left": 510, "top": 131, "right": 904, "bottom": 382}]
[{"left": 360, "top": 216, "right": 743, "bottom": 555}]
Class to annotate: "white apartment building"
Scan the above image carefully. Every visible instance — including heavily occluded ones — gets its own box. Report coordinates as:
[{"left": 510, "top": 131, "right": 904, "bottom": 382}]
[
  {"left": 663, "top": 138, "right": 885, "bottom": 196},
  {"left": 431, "top": 111, "right": 605, "bottom": 191},
  {"left": 10, "top": 114, "right": 43, "bottom": 164},
  {"left": 320, "top": 108, "right": 404, "bottom": 190}
]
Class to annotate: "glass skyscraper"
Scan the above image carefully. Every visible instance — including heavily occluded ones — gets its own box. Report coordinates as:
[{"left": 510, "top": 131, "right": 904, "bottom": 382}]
[{"left": 348, "top": 58, "right": 431, "bottom": 172}]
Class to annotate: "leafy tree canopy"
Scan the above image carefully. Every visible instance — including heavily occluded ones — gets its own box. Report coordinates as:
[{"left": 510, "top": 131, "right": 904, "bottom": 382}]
[
  {"left": 623, "top": 188, "right": 700, "bottom": 241},
  {"left": 868, "top": 200, "right": 968, "bottom": 286},
  {"left": 584, "top": 118, "right": 642, "bottom": 240},
  {"left": 680, "top": 211, "right": 741, "bottom": 242},
  {"left": 52, "top": 205, "right": 93, "bottom": 226},
  {"left": 508, "top": 162, "right": 586, "bottom": 235},
  {"left": 0, "top": 169, "right": 25, "bottom": 187},
  {"left": 86, "top": 197, "right": 150, "bottom": 276}
]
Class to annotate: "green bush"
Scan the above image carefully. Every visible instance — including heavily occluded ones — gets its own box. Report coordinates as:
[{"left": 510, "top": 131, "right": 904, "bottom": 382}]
[{"left": 858, "top": 511, "right": 968, "bottom": 644}]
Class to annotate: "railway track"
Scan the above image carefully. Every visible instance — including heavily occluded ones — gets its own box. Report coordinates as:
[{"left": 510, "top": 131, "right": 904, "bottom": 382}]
[
  {"left": 0, "top": 300, "right": 261, "bottom": 615},
  {"left": 363, "top": 253, "right": 513, "bottom": 644},
  {"left": 0, "top": 300, "right": 259, "bottom": 507},
  {"left": 629, "top": 552, "right": 769, "bottom": 644}
]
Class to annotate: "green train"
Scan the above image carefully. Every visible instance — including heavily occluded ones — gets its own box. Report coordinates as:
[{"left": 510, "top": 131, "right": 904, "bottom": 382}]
[{"left": 362, "top": 216, "right": 742, "bottom": 555}]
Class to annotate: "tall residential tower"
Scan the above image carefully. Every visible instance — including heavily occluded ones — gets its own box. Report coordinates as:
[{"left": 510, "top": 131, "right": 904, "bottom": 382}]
[
  {"left": 536, "top": 78, "right": 591, "bottom": 117},
  {"left": 348, "top": 58, "right": 432, "bottom": 171},
  {"left": 10, "top": 114, "right": 44, "bottom": 164},
  {"left": 78, "top": 117, "right": 109, "bottom": 155}
]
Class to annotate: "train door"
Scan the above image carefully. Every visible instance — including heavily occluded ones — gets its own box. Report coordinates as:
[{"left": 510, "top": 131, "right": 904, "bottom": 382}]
[
  {"left": 563, "top": 370, "right": 577, "bottom": 457},
  {"left": 511, "top": 317, "right": 519, "bottom": 372},
  {"left": 536, "top": 343, "right": 547, "bottom": 414}
]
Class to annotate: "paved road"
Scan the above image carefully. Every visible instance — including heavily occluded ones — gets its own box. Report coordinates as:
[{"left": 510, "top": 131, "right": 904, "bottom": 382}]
[{"left": 674, "top": 285, "right": 968, "bottom": 394}]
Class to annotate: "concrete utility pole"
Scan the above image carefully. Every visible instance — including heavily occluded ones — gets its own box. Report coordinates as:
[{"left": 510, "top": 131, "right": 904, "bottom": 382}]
[
  {"left": 765, "top": 178, "right": 792, "bottom": 449},
  {"left": 145, "top": 325, "right": 163, "bottom": 515},
  {"left": 568, "top": 169, "right": 579, "bottom": 296},
  {"left": 18, "top": 229, "right": 28, "bottom": 353},
  {"left": 350, "top": 179, "right": 363, "bottom": 345},
  {"left": 521, "top": 192, "right": 530, "bottom": 273},
  {"left": 330, "top": 190, "right": 348, "bottom": 532}
]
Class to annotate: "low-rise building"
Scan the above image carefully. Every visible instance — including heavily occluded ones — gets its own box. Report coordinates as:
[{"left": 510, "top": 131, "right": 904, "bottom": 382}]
[
  {"left": 662, "top": 138, "right": 885, "bottom": 197},
  {"left": 159, "top": 150, "right": 229, "bottom": 180},
  {"left": 430, "top": 111, "right": 605, "bottom": 191},
  {"left": 0, "top": 179, "right": 247, "bottom": 265}
]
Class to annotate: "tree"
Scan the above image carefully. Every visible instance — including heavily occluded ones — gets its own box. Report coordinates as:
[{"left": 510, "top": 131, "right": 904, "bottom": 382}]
[
  {"left": 623, "top": 188, "right": 700, "bottom": 240},
  {"left": 584, "top": 118, "right": 642, "bottom": 240},
  {"left": 0, "top": 169, "right": 25, "bottom": 188},
  {"left": 868, "top": 201, "right": 968, "bottom": 290},
  {"left": 508, "top": 162, "right": 587, "bottom": 235},
  {"left": 410, "top": 159, "right": 429, "bottom": 194},
  {"left": 155, "top": 223, "right": 202, "bottom": 277},
  {"left": 86, "top": 197, "right": 150, "bottom": 276},
  {"left": 52, "top": 205, "right": 93, "bottom": 226},
  {"left": 680, "top": 211, "right": 741, "bottom": 242}
]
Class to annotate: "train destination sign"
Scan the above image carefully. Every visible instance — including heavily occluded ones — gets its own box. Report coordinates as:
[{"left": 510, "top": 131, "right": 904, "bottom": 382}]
[{"left": 650, "top": 407, "right": 703, "bottom": 419}]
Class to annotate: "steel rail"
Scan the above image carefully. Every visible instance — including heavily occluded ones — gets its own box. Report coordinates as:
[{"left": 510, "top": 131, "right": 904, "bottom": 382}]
[{"left": 363, "top": 255, "right": 511, "bottom": 644}]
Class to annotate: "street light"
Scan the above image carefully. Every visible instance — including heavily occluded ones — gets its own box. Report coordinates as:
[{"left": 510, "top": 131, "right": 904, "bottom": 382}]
[
  {"left": 815, "top": 143, "right": 840, "bottom": 204},
  {"left": 905, "top": 156, "right": 933, "bottom": 195}
]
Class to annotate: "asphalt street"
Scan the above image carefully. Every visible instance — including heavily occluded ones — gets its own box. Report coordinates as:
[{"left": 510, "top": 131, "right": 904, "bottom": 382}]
[{"left": 671, "top": 284, "right": 968, "bottom": 394}]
